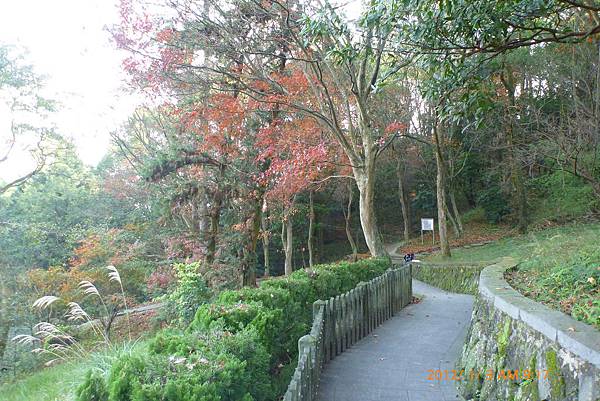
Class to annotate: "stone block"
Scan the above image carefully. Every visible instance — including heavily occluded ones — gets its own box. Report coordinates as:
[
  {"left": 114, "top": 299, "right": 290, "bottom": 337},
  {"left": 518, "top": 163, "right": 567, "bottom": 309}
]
[
  {"left": 493, "top": 294, "right": 522, "bottom": 320},
  {"left": 518, "top": 307, "right": 558, "bottom": 342},
  {"left": 556, "top": 328, "right": 600, "bottom": 368},
  {"left": 578, "top": 372, "right": 600, "bottom": 401}
]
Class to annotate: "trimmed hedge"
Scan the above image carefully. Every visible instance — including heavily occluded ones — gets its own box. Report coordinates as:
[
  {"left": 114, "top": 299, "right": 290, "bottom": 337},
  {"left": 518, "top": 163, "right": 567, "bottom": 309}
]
[{"left": 77, "top": 258, "right": 391, "bottom": 401}]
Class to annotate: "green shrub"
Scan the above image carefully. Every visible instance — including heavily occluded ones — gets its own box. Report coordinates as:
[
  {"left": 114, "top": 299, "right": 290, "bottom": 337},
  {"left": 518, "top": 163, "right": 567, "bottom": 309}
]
[
  {"left": 106, "top": 328, "right": 272, "bottom": 401},
  {"left": 118, "top": 260, "right": 153, "bottom": 303},
  {"left": 76, "top": 371, "right": 109, "bottom": 401},
  {"left": 462, "top": 207, "right": 486, "bottom": 224},
  {"left": 330, "top": 258, "right": 390, "bottom": 285},
  {"left": 78, "top": 258, "right": 392, "bottom": 401},
  {"left": 167, "top": 262, "right": 212, "bottom": 325},
  {"left": 477, "top": 182, "right": 511, "bottom": 223},
  {"left": 212, "top": 287, "right": 305, "bottom": 360}
]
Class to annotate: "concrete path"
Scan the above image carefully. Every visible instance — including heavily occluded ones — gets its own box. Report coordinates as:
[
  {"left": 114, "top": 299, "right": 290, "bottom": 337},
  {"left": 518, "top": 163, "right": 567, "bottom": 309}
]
[{"left": 316, "top": 280, "right": 474, "bottom": 401}]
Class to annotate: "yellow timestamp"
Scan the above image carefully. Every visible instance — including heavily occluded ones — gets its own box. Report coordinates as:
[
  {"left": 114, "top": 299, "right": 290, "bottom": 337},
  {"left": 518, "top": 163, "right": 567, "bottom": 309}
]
[{"left": 426, "top": 368, "right": 554, "bottom": 382}]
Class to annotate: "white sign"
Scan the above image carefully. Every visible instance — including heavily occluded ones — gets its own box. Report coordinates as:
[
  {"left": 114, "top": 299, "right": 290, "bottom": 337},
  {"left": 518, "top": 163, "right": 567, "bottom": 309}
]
[{"left": 421, "top": 218, "right": 434, "bottom": 231}]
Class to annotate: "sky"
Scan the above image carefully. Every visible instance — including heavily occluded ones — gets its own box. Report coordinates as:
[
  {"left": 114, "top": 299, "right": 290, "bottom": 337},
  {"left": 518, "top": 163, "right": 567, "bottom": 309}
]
[
  {"left": 0, "top": 0, "right": 140, "bottom": 181},
  {"left": 0, "top": 0, "right": 362, "bottom": 183}
]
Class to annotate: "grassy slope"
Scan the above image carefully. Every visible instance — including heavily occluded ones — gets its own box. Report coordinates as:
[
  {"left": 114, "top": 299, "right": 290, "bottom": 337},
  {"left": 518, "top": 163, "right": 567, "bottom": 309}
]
[
  {"left": 0, "top": 340, "right": 148, "bottom": 401},
  {"left": 0, "top": 361, "right": 86, "bottom": 401},
  {"left": 424, "top": 222, "right": 600, "bottom": 329}
]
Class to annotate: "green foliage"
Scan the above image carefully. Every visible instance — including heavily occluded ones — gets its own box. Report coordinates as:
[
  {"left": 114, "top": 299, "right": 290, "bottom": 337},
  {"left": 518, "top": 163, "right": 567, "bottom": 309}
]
[
  {"left": 0, "top": 146, "right": 144, "bottom": 269},
  {"left": 529, "top": 170, "right": 598, "bottom": 222},
  {"left": 0, "top": 360, "right": 87, "bottom": 401},
  {"left": 208, "top": 287, "right": 302, "bottom": 361},
  {"left": 116, "top": 261, "right": 154, "bottom": 303},
  {"left": 166, "top": 262, "right": 212, "bottom": 325},
  {"left": 76, "top": 371, "right": 109, "bottom": 401},
  {"left": 517, "top": 243, "right": 600, "bottom": 329},
  {"left": 78, "top": 258, "right": 391, "bottom": 401},
  {"left": 105, "top": 328, "right": 271, "bottom": 401},
  {"left": 477, "top": 179, "right": 511, "bottom": 223},
  {"left": 0, "top": 340, "right": 149, "bottom": 401},
  {"left": 461, "top": 207, "right": 486, "bottom": 224}
]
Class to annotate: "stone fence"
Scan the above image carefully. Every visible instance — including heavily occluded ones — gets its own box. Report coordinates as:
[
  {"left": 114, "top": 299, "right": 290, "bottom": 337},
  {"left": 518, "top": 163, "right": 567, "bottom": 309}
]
[
  {"left": 283, "top": 264, "right": 413, "bottom": 401},
  {"left": 459, "top": 257, "right": 600, "bottom": 401}
]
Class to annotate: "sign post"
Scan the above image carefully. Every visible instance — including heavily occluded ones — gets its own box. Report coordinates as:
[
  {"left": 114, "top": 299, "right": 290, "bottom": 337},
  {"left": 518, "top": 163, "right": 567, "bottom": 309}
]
[{"left": 421, "top": 218, "right": 435, "bottom": 245}]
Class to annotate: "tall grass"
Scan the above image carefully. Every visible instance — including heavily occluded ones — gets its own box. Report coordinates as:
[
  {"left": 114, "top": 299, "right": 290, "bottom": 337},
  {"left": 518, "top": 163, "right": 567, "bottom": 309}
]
[
  {"left": 1, "top": 265, "right": 143, "bottom": 400},
  {"left": 13, "top": 266, "right": 132, "bottom": 366},
  {"left": 0, "top": 341, "right": 147, "bottom": 401}
]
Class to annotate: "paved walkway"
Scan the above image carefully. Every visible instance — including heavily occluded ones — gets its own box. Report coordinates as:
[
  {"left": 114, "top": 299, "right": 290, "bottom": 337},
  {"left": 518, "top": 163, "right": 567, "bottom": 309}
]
[{"left": 316, "top": 279, "right": 474, "bottom": 401}]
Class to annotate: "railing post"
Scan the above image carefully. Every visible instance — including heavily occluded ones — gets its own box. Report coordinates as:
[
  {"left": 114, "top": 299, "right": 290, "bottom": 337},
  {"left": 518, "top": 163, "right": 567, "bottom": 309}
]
[
  {"left": 324, "top": 300, "right": 331, "bottom": 362},
  {"left": 377, "top": 277, "right": 382, "bottom": 326},
  {"left": 313, "top": 300, "right": 324, "bottom": 320},
  {"left": 356, "top": 282, "right": 366, "bottom": 340},
  {"left": 386, "top": 272, "right": 391, "bottom": 319},
  {"left": 408, "top": 263, "right": 413, "bottom": 305},
  {"left": 351, "top": 288, "right": 358, "bottom": 345},
  {"left": 333, "top": 296, "right": 340, "bottom": 356},
  {"left": 400, "top": 265, "right": 406, "bottom": 307},
  {"left": 299, "top": 335, "right": 316, "bottom": 401},
  {"left": 392, "top": 269, "right": 398, "bottom": 314},
  {"left": 312, "top": 300, "right": 325, "bottom": 372}
]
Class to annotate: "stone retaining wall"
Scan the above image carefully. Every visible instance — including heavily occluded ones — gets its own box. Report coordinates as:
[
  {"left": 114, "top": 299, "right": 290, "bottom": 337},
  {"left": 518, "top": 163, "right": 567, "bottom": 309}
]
[
  {"left": 458, "top": 257, "right": 600, "bottom": 401},
  {"left": 412, "top": 261, "right": 489, "bottom": 295}
]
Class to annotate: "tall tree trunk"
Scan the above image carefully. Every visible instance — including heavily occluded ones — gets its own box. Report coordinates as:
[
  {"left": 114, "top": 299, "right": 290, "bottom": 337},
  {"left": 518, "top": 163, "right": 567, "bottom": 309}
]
[
  {"left": 281, "top": 196, "right": 295, "bottom": 275},
  {"left": 449, "top": 190, "right": 463, "bottom": 235},
  {"left": 501, "top": 67, "right": 528, "bottom": 234},
  {"left": 342, "top": 182, "right": 358, "bottom": 261},
  {"left": 512, "top": 166, "right": 528, "bottom": 234},
  {"left": 396, "top": 158, "right": 411, "bottom": 242},
  {"left": 446, "top": 200, "right": 460, "bottom": 237},
  {"left": 433, "top": 120, "right": 451, "bottom": 257},
  {"left": 206, "top": 165, "right": 225, "bottom": 264},
  {"left": 352, "top": 151, "right": 388, "bottom": 258},
  {"left": 308, "top": 190, "right": 315, "bottom": 268},
  {"left": 261, "top": 198, "right": 270, "bottom": 277},
  {"left": 206, "top": 191, "right": 222, "bottom": 264},
  {"left": 241, "top": 198, "right": 261, "bottom": 287}
]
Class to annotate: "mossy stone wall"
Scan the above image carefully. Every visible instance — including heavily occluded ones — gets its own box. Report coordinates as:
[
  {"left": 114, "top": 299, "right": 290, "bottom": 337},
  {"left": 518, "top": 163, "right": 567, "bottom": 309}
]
[
  {"left": 412, "top": 262, "right": 487, "bottom": 295},
  {"left": 458, "top": 259, "right": 600, "bottom": 401}
]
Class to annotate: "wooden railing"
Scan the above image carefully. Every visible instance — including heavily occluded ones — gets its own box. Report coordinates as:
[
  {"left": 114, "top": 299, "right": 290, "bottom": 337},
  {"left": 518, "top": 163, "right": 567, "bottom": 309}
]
[{"left": 283, "top": 264, "right": 412, "bottom": 401}]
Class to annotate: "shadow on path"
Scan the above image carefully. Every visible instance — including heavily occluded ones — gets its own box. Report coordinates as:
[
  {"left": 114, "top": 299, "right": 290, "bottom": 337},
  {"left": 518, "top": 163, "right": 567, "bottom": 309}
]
[{"left": 316, "top": 279, "right": 473, "bottom": 401}]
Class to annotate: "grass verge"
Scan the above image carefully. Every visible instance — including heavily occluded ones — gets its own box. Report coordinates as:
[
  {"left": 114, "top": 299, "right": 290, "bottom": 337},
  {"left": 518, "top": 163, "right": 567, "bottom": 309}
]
[
  {"left": 0, "top": 340, "right": 148, "bottom": 401},
  {"left": 424, "top": 222, "right": 600, "bottom": 329}
]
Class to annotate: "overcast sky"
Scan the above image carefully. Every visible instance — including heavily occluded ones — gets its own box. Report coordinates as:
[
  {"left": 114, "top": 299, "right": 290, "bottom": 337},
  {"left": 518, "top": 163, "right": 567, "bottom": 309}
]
[
  {"left": 0, "top": 0, "right": 140, "bottom": 181},
  {"left": 0, "top": 0, "right": 362, "bottom": 182}
]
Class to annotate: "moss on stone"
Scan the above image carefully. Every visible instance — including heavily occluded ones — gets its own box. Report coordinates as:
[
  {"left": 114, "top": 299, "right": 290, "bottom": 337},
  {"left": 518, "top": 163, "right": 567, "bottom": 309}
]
[
  {"left": 515, "top": 355, "right": 540, "bottom": 401},
  {"left": 497, "top": 316, "right": 512, "bottom": 359},
  {"left": 545, "top": 349, "right": 565, "bottom": 400},
  {"left": 412, "top": 263, "right": 484, "bottom": 294}
]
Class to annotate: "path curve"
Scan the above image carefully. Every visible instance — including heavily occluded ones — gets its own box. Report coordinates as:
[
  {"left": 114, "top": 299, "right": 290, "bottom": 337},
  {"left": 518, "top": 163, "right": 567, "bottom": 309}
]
[{"left": 316, "top": 277, "right": 473, "bottom": 401}]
